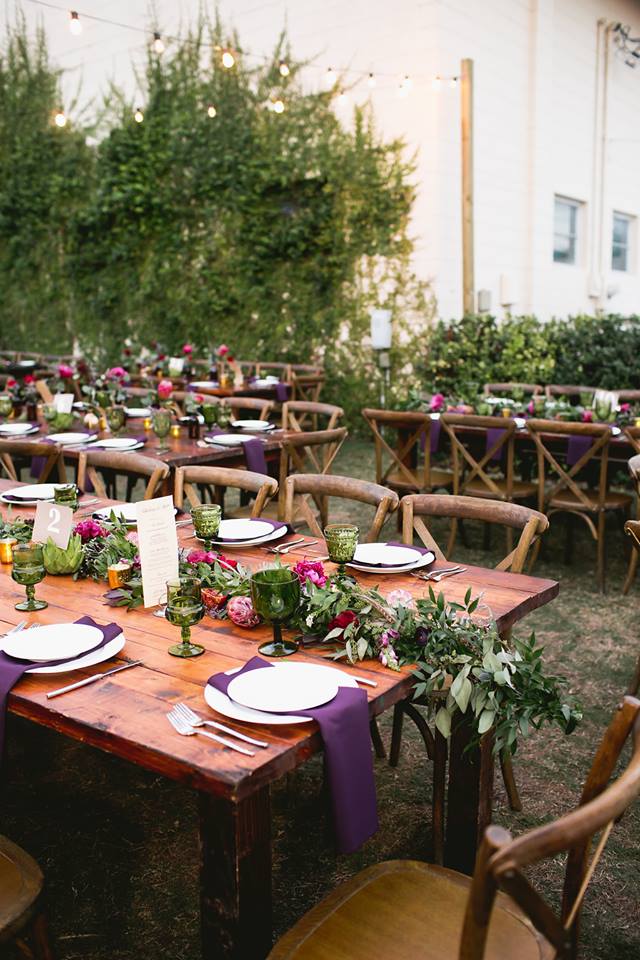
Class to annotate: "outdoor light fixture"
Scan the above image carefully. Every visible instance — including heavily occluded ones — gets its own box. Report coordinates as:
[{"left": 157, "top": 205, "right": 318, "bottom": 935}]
[
  {"left": 207, "top": 104, "right": 217, "bottom": 118},
  {"left": 367, "top": 73, "right": 376, "bottom": 88},
  {"left": 69, "top": 11, "right": 82, "bottom": 36},
  {"left": 152, "top": 32, "right": 165, "bottom": 54},
  {"left": 370, "top": 309, "right": 393, "bottom": 407},
  {"left": 272, "top": 98, "right": 285, "bottom": 114},
  {"left": 134, "top": 108, "right": 144, "bottom": 123},
  {"left": 279, "top": 61, "right": 290, "bottom": 77},
  {"left": 221, "top": 49, "right": 236, "bottom": 69},
  {"left": 54, "top": 110, "right": 67, "bottom": 127}
]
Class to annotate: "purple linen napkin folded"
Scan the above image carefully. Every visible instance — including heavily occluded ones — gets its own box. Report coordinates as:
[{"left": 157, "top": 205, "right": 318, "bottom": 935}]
[
  {"left": 349, "top": 541, "right": 433, "bottom": 570},
  {"left": 0, "top": 616, "right": 122, "bottom": 763},
  {"left": 419, "top": 415, "right": 442, "bottom": 454},
  {"left": 566, "top": 435, "right": 594, "bottom": 467},
  {"left": 205, "top": 429, "right": 268, "bottom": 473},
  {"left": 275, "top": 383, "right": 289, "bottom": 403},
  {"left": 208, "top": 656, "right": 378, "bottom": 853},
  {"left": 485, "top": 426, "right": 507, "bottom": 463}
]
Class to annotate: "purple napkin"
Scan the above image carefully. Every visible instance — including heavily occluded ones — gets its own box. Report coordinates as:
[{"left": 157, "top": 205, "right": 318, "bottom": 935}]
[
  {"left": 485, "top": 426, "right": 507, "bottom": 463},
  {"left": 205, "top": 429, "right": 267, "bottom": 473},
  {"left": 275, "top": 382, "right": 289, "bottom": 403},
  {"left": 0, "top": 616, "right": 122, "bottom": 763},
  {"left": 566, "top": 435, "right": 593, "bottom": 467},
  {"left": 419, "top": 416, "right": 442, "bottom": 454},
  {"left": 349, "top": 541, "right": 433, "bottom": 570},
  {"left": 208, "top": 656, "right": 378, "bottom": 853}
]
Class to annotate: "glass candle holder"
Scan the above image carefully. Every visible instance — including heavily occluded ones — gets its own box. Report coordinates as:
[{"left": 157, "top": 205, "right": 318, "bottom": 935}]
[
  {"left": 165, "top": 575, "right": 205, "bottom": 657},
  {"left": 0, "top": 537, "right": 17, "bottom": 563},
  {"left": 152, "top": 408, "right": 172, "bottom": 453},
  {"left": 170, "top": 424, "right": 181, "bottom": 439},
  {"left": 143, "top": 417, "right": 153, "bottom": 432},
  {"left": 11, "top": 543, "right": 48, "bottom": 611},
  {"left": 191, "top": 504, "right": 221, "bottom": 548},
  {"left": 106, "top": 405, "right": 126, "bottom": 434},
  {"left": 54, "top": 483, "right": 79, "bottom": 512},
  {"left": 250, "top": 566, "right": 301, "bottom": 657},
  {"left": 0, "top": 394, "right": 12, "bottom": 419},
  {"left": 107, "top": 561, "right": 132, "bottom": 588},
  {"left": 324, "top": 523, "right": 359, "bottom": 579},
  {"left": 202, "top": 404, "right": 218, "bottom": 428}
]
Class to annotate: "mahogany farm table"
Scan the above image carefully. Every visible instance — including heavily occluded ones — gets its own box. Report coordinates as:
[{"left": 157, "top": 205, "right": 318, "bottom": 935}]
[{"left": 0, "top": 481, "right": 558, "bottom": 958}]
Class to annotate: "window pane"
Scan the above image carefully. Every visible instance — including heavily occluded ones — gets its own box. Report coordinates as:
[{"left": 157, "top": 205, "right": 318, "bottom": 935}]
[
  {"left": 613, "top": 215, "right": 629, "bottom": 246},
  {"left": 554, "top": 232, "right": 575, "bottom": 264},
  {"left": 554, "top": 200, "right": 573, "bottom": 235},
  {"left": 612, "top": 241, "right": 628, "bottom": 272}
]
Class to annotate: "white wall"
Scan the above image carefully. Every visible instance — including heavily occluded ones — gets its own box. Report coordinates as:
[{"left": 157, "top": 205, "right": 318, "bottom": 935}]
[{"left": 3, "top": 0, "right": 640, "bottom": 320}]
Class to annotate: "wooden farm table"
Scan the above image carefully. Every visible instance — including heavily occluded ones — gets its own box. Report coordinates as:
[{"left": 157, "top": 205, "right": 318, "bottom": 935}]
[{"left": 0, "top": 481, "right": 559, "bottom": 958}]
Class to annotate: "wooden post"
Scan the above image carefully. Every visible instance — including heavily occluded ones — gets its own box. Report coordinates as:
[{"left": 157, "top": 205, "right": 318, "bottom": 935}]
[{"left": 461, "top": 58, "right": 475, "bottom": 316}]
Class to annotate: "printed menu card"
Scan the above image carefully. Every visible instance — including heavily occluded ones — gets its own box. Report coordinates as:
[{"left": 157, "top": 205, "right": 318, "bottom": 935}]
[{"left": 136, "top": 496, "right": 179, "bottom": 607}]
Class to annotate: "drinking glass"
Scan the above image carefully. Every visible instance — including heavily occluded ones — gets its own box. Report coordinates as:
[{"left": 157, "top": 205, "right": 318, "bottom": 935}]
[
  {"left": 251, "top": 567, "right": 301, "bottom": 657},
  {"left": 106, "top": 405, "right": 126, "bottom": 434},
  {"left": 580, "top": 392, "right": 594, "bottom": 409},
  {"left": 11, "top": 543, "right": 48, "bottom": 612},
  {"left": 165, "top": 575, "right": 205, "bottom": 657},
  {"left": 324, "top": 524, "right": 359, "bottom": 579},
  {"left": 0, "top": 394, "right": 13, "bottom": 421},
  {"left": 54, "top": 483, "right": 79, "bottom": 512},
  {"left": 95, "top": 390, "right": 111, "bottom": 410},
  {"left": 216, "top": 405, "right": 232, "bottom": 430},
  {"left": 152, "top": 408, "right": 172, "bottom": 453},
  {"left": 202, "top": 404, "right": 218, "bottom": 428},
  {"left": 191, "top": 504, "right": 221, "bottom": 548},
  {"left": 594, "top": 399, "right": 611, "bottom": 422}
]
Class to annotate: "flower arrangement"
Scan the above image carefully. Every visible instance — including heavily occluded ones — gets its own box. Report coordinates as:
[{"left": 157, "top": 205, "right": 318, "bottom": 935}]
[{"left": 0, "top": 513, "right": 34, "bottom": 543}]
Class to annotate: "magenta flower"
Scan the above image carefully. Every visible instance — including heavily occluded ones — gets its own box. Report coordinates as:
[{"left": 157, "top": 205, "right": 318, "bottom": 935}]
[
  {"left": 582, "top": 409, "right": 593, "bottom": 423},
  {"left": 292, "top": 558, "right": 327, "bottom": 588},
  {"left": 429, "top": 393, "right": 445, "bottom": 412},
  {"left": 227, "top": 595, "right": 260, "bottom": 628},
  {"left": 157, "top": 379, "right": 173, "bottom": 399},
  {"left": 58, "top": 363, "right": 74, "bottom": 379},
  {"left": 106, "top": 366, "right": 127, "bottom": 381},
  {"left": 73, "top": 518, "right": 107, "bottom": 542},
  {"left": 182, "top": 343, "right": 193, "bottom": 355},
  {"left": 620, "top": 402, "right": 631, "bottom": 413},
  {"left": 527, "top": 400, "right": 535, "bottom": 415},
  {"left": 216, "top": 344, "right": 229, "bottom": 357}
]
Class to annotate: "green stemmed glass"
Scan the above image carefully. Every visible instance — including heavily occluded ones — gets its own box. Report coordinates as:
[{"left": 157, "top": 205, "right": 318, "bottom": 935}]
[
  {"left": 54, "top": 483, "right": 79, "bottom": 512},
  {"left": 106, "top": 405, "right": 126, "bottom": 434},
  {"left": 202, "top": 403, "right": 218, "bottom": 429},
  {"left": 191, "top": 504, "right": 221, "bottom": 549},
  {"left": 0, "top": 394, "right": 14, "bottom": 420},
  {"left": 216, "top": 405, "right": 232, "bottom": 430},
  {"left": 251, "top": 567, "right": 301, "bottom": 657},
  {"left": 324, "top": 523, "right": 359, "bottom": 579},
  {"left": 580, "top": 392, "right": 594, "bottom": 409},
  {"left": 594, "top": 399, "right": 611, "bottom": 423},
  {"left": 42, "top": 403, "right": 58, "bottom": 425},
  {"left": 152, "top": 408, "right": 172, "bottom": 453},
  {"left": 51, "top": 412, "right": 74, "bottom": 432},
  {"left": 11, "top": 543, "right": 48, "bottom": 612},
  {"left": 165, "top": 576, "right": 205, "bottom": 658}
]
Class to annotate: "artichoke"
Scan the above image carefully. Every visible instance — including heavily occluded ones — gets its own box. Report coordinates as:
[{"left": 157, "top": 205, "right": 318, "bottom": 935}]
[{"left": 43, "top": 534, "right": 84, "bottom": 575}]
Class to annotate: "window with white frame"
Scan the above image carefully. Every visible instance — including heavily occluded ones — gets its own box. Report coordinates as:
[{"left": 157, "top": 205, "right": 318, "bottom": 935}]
[
  {"left": 553, "top": 196, "right": 581, "bottom": 265},
  {"left": 612, "top": 212, "right": 634, "bottom": 272}
]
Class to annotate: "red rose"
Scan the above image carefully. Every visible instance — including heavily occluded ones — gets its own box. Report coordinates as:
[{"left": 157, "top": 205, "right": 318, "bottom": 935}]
[
  {"left": 217, "top": 554, "right": 238, "bottom": 570},
  {"left": 6, "top": 378, "right": 16, "bottom": 388},
  {"left": 23, "top": 374, "right": 35, "bottom": 384},
  {"left": 227, "top": 355, "right": 235, "bottom": 363},
  {"left": 327, "top": 610, "right": 359, "bottom": 637}
]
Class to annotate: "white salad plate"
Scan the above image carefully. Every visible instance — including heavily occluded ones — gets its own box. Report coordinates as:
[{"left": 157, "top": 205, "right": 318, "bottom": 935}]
[
  {"left": 204, "top": 434, "right": 261, "bottom": 448},
  {"left": 0, "top": 423, "right": 39, "bottom": 436},
  {"left": 93, "top": 502, "right": 177, "bottom": 526},
  {"left": 207, "top": 519, "right": 286, "bottom": 549},
  {"left": 125, "top": 407, "right": 152, "bottom": 418},
  {"left": 47, "top": 432, "right": 96, "bottom": 445},
  {"left": 189, "top": 381, "right": 218, "bottom": 390},
  {"left": 1, "top": 483, "right": 58, "bottom": 506},
  {"left": 348, "top": 543, "right": 435, "bottom": 574},
  {"left": 93, "top": 438, "right": 141, "bottom": 450},
  {"left": 2, "top": 622, "right": 104, "bottom": 662},
  {"left": 227, "top": 662, "right": 341, "bottom": 713},
  {"left": 231, "top": 420, "right": 274, "bottom": 432}
]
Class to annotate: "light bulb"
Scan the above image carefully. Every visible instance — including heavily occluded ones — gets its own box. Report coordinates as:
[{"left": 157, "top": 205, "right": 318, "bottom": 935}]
[
  {"left": 449, "top": 76, "right": 459, "bottom": 88},
  {"left": 152, "top": 32, "right": 165, "bottom": 54},
  {"left": 54, "top": 110, "right": 67, "bottom": 127},
  {"left": 134, "top": 108, "right": 144, "bottom": 123},
  {"left": 69, "top": 11, "right": 82, "bottom": 36},
  {"left": 325, "top": 67, "right": 337, "bottom": 89},
  {"left": 222, "top": 49, "right": 235, "bottom": 69},
  {"left": 273, "top": 98, "right": 285, "bottom": 114},
  {"left": 336, "top": 90, "right": 348, "bottom": 108},
  {"left": 367, "top": 73, "right": 376, "bottom": 88},
  {"left": 207, "top": 104, "right": 217, "bottom": 118},
  {"left": 432, "top": 75, "right": 442, "bottom": 91},
  {"left": 279, "top": 60, "right": 290, "bottom": 77}
]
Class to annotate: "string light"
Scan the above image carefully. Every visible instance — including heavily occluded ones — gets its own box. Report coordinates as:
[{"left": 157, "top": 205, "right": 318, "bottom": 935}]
[
  {"left": 134, "top": 107, "right": 144, "bottom": 123},
  {"left": 152, "top": 32, "right": 165, "bottom": 54},
  {"left": 449, "top": 76, "right": 459, "bottom": 88},
  {"left": 207, "top": 104, "right": 217, "bottom": 118},
  {"left": 272, "top": 98, "right": 285, "bottom": 114},
  {"left": 367, "top": 73, "right": 376, "bottom": 88},
  {"left": 68, "top": 10, "right": 82, "bottom": 35},
  {"left": 54, "top": 109, "right": 66, "bottom": 127},
  {"left": 221, "top": 49, "right": 236, "bottom": 69},
  {"left": 431, "top": 75, "right": 442, "bottom": 91},
  {"left": 324, "top": 67, "right": 337, "bottom": 89},
  {"left": 279, "top": 60, "right": 290, "bottom": 77}
]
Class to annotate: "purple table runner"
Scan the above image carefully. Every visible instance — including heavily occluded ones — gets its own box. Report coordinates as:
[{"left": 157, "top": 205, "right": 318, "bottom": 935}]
[
  {"left": 0, "top": 616, "right": 122, "bottom": 763},
  {"left": 208, "top": 656, "right": 378, "bottom": 853}
]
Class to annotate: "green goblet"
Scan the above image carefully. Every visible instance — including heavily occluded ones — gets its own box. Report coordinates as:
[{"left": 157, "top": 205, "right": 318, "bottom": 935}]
[
  {"left": 594, "top": 399, "right": 611, "bottom": 422},
  {"left": 216, "top": 405, "right": 232, "bottom": 430},
  {"left": 152, "top": 408, "right": 172, "bottom": 453},
  {"left": 250, "top": 567, "right": 301, "bottom": 658},
  {"left": 0, "top": 394, "right": 13, "bottom": 420},
  {"left": 11, "top": 543, "right": 48, "bottom": 612},
  {"left": 106, "top": 405, "right": 126, "bottom": 434},
  {"left": 202, "top": 403, "right": 218, "bottom": 428},
  {"left": 165, "top": 575, "right": 205, "bottom": 657},
  {"left": 191, "top": 503, "right": 221, "bottom": 549},
  {"left": 54, "top": 483, "right": 79, "bottom": 512},
  {"left": 324, "top": 523, "right": 359, "bottom": 579},
  {"left": 42, "top": 403, "right": 58, "bottom": 425}
]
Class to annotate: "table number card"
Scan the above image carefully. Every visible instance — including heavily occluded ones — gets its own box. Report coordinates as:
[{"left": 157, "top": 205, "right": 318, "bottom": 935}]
[
  {"left": 32, "top": 501, "right": 73, "bottom": 550},
  {"left": 168, "top": 357, "right": 185, "bottom": 376},
  {"left": 136, "top": 496, "right": 179, "bottom": 608},
  {"left": 53, "top": 393, "right": 75, "bottom": 413}
]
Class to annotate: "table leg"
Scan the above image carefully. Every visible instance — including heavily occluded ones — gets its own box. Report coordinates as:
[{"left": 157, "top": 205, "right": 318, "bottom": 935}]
[
  {"left": 444, "top": 720, "right": 494, "bottom": 875},
  {"left": 199, "top": 786, "right": 272, "bottom": 960}
]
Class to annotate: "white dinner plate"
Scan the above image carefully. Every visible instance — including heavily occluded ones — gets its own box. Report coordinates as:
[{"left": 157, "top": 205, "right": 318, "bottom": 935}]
[
  {"left": 47, "top": 432, "right": 97, "bottom": 445},
  {"left": 228, "top": 662, "right": 339, "bottom": 713},
  {"left": 204, "top": 434, "right": 261, "bottom": 448},
  {"left": 190, "top": 381, "right": 218, "bottom": 390},
  {"left": 218, "top": 519, "right": 274, "bottom": 541},
  {"left": 203, "top": 525, "right": 286, "bottom": 549},
  {"left": 3, "top": 622, "right": 103, "bottom": 662},
  {"left": 348, "top": 550, "right": 435, "bottom": 575},
  {"left": 231, "top": 420, "right": 274, "bottom": 432},
  {"left": 125, "top": 407, "right": 152, "bottom": 418},
  {"left": 353, "top": 543, "right": 424, "bottom": 567},
  {"left": 92, "top": 438, "right": 141, "bottom": 450},
  {"left": 204, "top": 664, "right": 357, "bottom": 725},
  {"left": 0, "top": 423, "right": 39, "bottom": 436},
  {"left": 1, "top": 483, "right": 58, "bottom": 502},
  {"left": 26, "top": 632, "right": 126, "bottom": 674},
  {"left": 93, "top": 502, "right": 177, "bottom": 526}
]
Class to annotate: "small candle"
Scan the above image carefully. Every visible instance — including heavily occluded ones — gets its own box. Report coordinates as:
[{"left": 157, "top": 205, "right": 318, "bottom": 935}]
[
  {"left": 635, "top": 418, "right": 640, "bottom": 429},
  {"left": 107, "top": 561, "right": 132, "bottom": 589},
  {"left": 501, "top": 408, "right": 511, "bottom": 418},
  {"left": 170, "top": 424, "right": 181, "bottom": 439},
  {"left": 0, "top": 538, "right": 18, "bottom": 563},
  {"left": 143, "top": 417, "right": 153, "bottom": 432}
]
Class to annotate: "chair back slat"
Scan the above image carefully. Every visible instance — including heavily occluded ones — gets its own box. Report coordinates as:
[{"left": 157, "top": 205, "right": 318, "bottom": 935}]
[
  {"left": 284, "top": 473, "right": 398, "bottom": 542},
  {"left": 282, "top": 400, "right": 342, "bottom": 435},
  {"left": 174, "top": 465, "right": 278, "bottom": 517},
  {"left": 441, "top": 413, "right": 516, "bottom": 500},
  {"left": 77, "top": 450, "right": 169, "bottom": 499},
  {"left": 545, "top": 384, "right": 598, "bottom": 400},
  {"left": 483, "top": 382, "right": 543, "bottom": 395},
  {"left": 223, "top": 396, "right": 273, "bottom": 420}
]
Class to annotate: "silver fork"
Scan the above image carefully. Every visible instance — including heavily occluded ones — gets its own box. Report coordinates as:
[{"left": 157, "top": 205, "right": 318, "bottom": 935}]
[
  {"left": 173, "top": 702, "right": 268, "bottom": 748},
  {"left": 267, "top": 538, "right": 313, "bottom": 555},
  {"left": 167, "top": 709, "right": 255, "bottom": 756},
  {"left": 414, "top": 566, "right": 466, "bottom": 583}
]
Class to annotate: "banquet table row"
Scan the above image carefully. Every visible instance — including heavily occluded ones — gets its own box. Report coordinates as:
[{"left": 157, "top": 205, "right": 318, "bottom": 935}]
[{"left": 0, "top": 479, "right": 559, "bottom": 959}]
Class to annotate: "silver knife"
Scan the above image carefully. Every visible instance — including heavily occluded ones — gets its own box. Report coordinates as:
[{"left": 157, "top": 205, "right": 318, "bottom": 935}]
[
  {"left": 46, "top": 659, "right": 144, "bottom": 699},
  {"left": 0, "top": 621, "right": 27, "bottom": 647}
]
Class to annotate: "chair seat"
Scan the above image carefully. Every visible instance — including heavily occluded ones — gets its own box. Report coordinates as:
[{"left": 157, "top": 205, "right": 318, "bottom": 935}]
[
  {"left": 268, "top": 860, "right": 550, "bottom": 960},
  {"left": 548, "top": 489, "right": 633, "bottom": 511},
  {"left": 0, "top": 835, "right": 43, "bottom": 942},
  {"left": 464, "top": 478, "right": 538, "bottom": 500},
  {"left": 385, "top": 468, "right": 453, "bottom": 492}
]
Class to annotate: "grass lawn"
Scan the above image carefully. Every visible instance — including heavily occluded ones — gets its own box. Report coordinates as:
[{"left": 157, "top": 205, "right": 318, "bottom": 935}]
[{"left": 3, "top": 437, "right": 639, "bottom": 959}]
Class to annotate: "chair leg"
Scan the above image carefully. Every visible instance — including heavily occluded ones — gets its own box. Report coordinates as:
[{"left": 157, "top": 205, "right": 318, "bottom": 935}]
[
  {"left": 499, "top": 751, "right": 522, "bottom": 812},
  {"left": 389, "top": 702, "right": 404, "bottom": 767},
  {"left": 31, "top": 912, "right": 56, "bottom": 960},
  {"left": 369, "top": 718, "right": 386, "bottom": 759},
  {"left": 446, "top": 518, "right": 458, "bottom": 558},
  {"left": 597, "top": 511, "right": 607, "bottom": 594},
  {"left": 623, "top": 546, "right": 639, "bottom": 595}
]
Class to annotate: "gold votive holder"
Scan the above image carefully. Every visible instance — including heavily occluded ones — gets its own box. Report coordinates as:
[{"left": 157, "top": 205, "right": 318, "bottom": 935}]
[
  {"left": 107, "top": 561, "right": 132, "bottom": 589},
  {"left": 0, "top": 538, "right": 18, "bottom": 563},
  {"left": 143, "top": 417, "right": 153, "bottom": 432},
  {"left": 635, "top": 418, "right": 640, "bottom": 429},
  {"left": 170, "top": 424, "right": 181, "bottom": 439},
  {"left": 501, "top": 408, "right": 512, "bottom": 418}
]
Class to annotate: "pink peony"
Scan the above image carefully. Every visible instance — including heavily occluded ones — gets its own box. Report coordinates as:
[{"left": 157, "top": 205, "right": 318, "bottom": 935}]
[
  {"left": 157, "top": 379, "right": 173, "bottom": 399},
  {"left": 186, "top": 549, "right": 238, "bottom": 570},
  {"left": 527, "top": 400, "right": 535, "bottom": 415},
  {"left": 292, "top": 558, "right": 327, "bottom": 588},
  {"left": 582, "top": 409, "right": 593, "bottom": 423},
  {"left": 216, "top": 344, "right": 229, "bottom": 357},
  {"left": 429, "top": 392, "right": 445, "bottom": 412},
  {"left": 182, "top": 343, "right": 193, "bottom": 355},
  {"left": 58, "top": 363, "right": 74, "bottom": 379},
  {"left": 23, "top": 374, "right": 35, "bottom": 385},
  {"left": 386, "top": 588, "right": 415, "bottom": 610},
  {"left": 620, "top": 403, "right": 631, "bottom": 413},
  {"left": 73, "top": 518, "right": 107, "bottom": 542},
  {"left": 227, "top": 595, "right": 260, "bottom": 628},
  {"left": 106, "top": 366, "right": 127, "bottom": 381}
]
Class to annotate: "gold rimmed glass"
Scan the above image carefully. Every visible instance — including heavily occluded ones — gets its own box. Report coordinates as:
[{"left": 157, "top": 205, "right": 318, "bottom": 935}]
[
  {"left": 324, "top": 523, "right": 359, "bottom": 579},
  {"left": 251, "top": 567, "right": 301, "bottom": 657},
  {"left": 11, "top": 543, "right": 48, "bottom": 612},
  {"left": 165, "top": 575, "right": 205, "bottom": 658},
  {"left": 191, "top": 504, "right": 221, "bottom": 549}
]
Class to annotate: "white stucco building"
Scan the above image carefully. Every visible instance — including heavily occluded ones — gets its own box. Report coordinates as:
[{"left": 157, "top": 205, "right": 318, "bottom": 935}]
[{"left": 5, "top": 0, "right": 640, "bottom": 320}]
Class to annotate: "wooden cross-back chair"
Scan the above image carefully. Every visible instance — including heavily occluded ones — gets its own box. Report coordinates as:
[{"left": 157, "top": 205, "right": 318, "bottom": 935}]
[
  {"left": 289, "top": 366, "right": 325, "bottom": 404},
  {"left": 395, "top": 494, "right": 549, "bottom": 820},
  {"left": 361, "top": 409, "right": 452, "bottom": 499},
  {"left": 255, "top": 361, "right": 291, "bottom": 380},
  {"left": 223, "top": 396, "right": 273, "bottom": 421},
  {"left": 284, "top": 474, "right": 398, "bottom": 542},
  {"left": 526, "top": 419, "right": 632, "bottom": 592},
  {"left": 622, "top": 454, "right": 640, "bottom": 593},
  {"left": 278, "top": 427, "right": 348, "bottom": 525},
  {"left": 0, "top": 834, "right": 56, "bottom": 959},
  {"left": 282, "top": 401, "right": 343, "bottom": 436},
  {"left": 77, "top": 450, "right": 169, "bottom": 500},
  {"left": 544, "top": 384, "right": 597, "bottom": 401},
  {"left": 268, "top": 695, "right": 640, "bottom": 960},
  {"left": 483, "top": 382, "right": 543, "bottom": 396},
  {"left": 174, "top": 464, "right": 278, "bottom": 518},
  {"left": 0, "top": 439, "right": 66, "bottom": 484}
]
